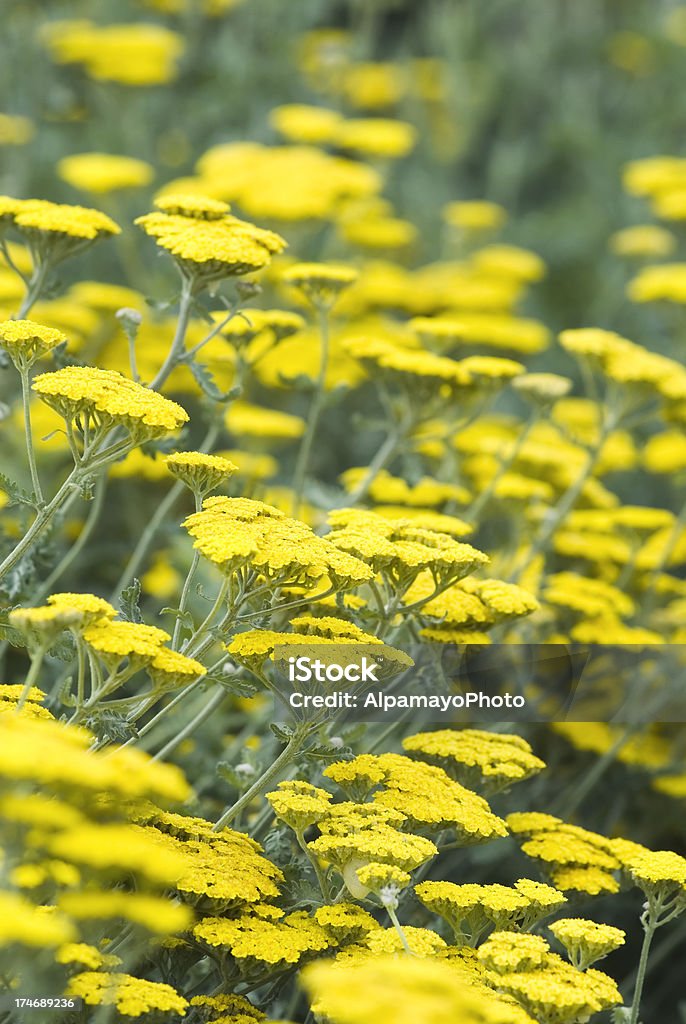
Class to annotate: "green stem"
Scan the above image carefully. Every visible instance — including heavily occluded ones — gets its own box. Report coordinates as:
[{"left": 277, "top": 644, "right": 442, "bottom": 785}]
[
  {"left": 16, "top": 645, "right": 48, "bottom": 710},
  {"left": 149, "top": 276, "right": 194, "bottom": 391},
  {"left": 466, "top": 412, "right": 537, "bottom": 523},
  {"left": 183, "top": 576, "right": 231, "bottom": 656},
  {"left": 108, "top": 480, "right": 185, "bottom": 602},
  {"left": 509, "top": 411, "right": 615, "bottom": 582},
  {"left": 0, "top": 469, "right": 81, "bottom": 584},
  {"left": 172, "top": 492, "right": 203, "bottom": 650},
  {"left": 32, "top": 475, "right": 108, "bottom": 605},
  {"left": 629, "top": 901, "right": 660, "bottom": 1024},
  {"left": 387, "top": 904, "right": 412, "bottom": 954},
  {"left": 213, "top": 727, "right": 310, "bottom": 831},
  {"left": 346, "top": 424, "right": 402, "bottom": 506},
  {"left": 292, "top": 304, "right": 330, "bottom": 515},
  {"left": 295, "top": 829, "right": 330, "bottom": 899},
  {"left": 152, "top": 688, "right": 225, "bottom": 762},
  {"left": 19, "top": 365, "right": 43, "bottom": 506},
  {"left": 18, "top": 258, "right": 49, "bottom": 318}
]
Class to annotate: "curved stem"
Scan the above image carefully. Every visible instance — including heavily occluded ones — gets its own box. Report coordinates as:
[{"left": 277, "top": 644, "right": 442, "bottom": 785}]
[
  {"left": 0, "top": 469, "right": 81, "bottom": 584},
  {"left": 16, "top": 645, "right": 48, "bottom": 710},
  {"left": 213, "top": 727, "right": 310, "bottom": 831},
  {"left": 19, "top": 366, "right": 43, "bottom": 506},
  {"left": 466, "top": 411, "right": 537, "bottom": 523},
  {"left": 18, "top": 258, "right": 49, "bottom": 318},
  {"left": 149, "top": 276, "right": 194, "bottom": 391},
  {"left": 629, "top": 901, "right": 661, "bottom": 1024},
  {"left": 108, "top": 480, "right": 184, "bottom": 602},
  {"left": 152, "top": 687, "right": 225, "bottom": 762},
  {"left": 292, "top": 304, "right": 330, "bottom": 515},
  {"left": 508, "top": 410, "right": 615, "bottom": 582},
  {"left": 32, "top": 475, "right": 108, "bottom": 605}
]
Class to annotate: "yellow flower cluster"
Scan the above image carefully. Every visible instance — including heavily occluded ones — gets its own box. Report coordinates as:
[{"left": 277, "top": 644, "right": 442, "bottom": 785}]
[
  {"left": 32, "top": 365, "right": 189, "bottom": 442},
  {"left": 57, "top": 153, "right": 154, "bottom": 194},
  {"left": 136, "top": 194, "right": 286, "bottom": 288},
  {"left": 184, "top": 496, "right": 373, "bottom": 589},
  {"left": 402, "top": 729, "right": 546, "bottom": 793},
  {"left": 42, "top": 20, "right": 185, "bottom": 86},
  {"left": 416, "top": 879, "right": 566, "bottom": 942},
  {"left": 507, "top": 813, "right": 622, "bottom": 895}
]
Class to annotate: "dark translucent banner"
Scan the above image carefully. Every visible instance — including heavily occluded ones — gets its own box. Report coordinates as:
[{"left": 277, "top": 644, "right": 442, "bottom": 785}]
[{"left": 270, "top": 643, "right": 686, "bottom": 726}]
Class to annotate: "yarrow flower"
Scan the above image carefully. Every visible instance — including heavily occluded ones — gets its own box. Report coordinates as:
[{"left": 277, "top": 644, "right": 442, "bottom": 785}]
[
  {"left": 57, "top": 153, "right": 154, "bottom": 194},
  {"left": 548, "top": 918, "right": 625, "bottom": 970},
  {"left": 0, "top": 318, "right": 66, "bottom": 369},
  {"left": 281, "top": 262, "right": 359, "bottom": 308},
  {"left": 164, "top": 450, "right": 238, "bottom": 496},
  {"left": 402, "top": 729, "right": 546, "bottom": 794},
  {"left": 32, "top": 365, "right": 189, "bottom": 443},
  {"left": 136, "top": 194, "right": 286, "bottom": 290}
]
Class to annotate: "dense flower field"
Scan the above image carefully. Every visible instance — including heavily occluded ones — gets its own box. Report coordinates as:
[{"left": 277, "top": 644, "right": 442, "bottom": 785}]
[{"left": 0, "top": 2, "right": 685, "bottom": 1023}]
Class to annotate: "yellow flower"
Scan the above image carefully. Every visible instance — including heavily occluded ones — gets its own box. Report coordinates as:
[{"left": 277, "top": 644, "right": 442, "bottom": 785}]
[
  {"left": 267, "top": 780, "right": 333, "bottom": 832},
  {"left": 341, "top": 62, "right": 407, "bottom": 110},
  {"left": 402, "top": 729, "right": 545, "bottom": 793},
  {"left": 302, "top": 954, "right": 508, "bottom": 1024},
  {"left": 32, "top": 365, "right": 189, "bottom": 442},
  {"left": 43, "top": 20, "right": 185, "bottom": 86},
  {"left": 193, "top": 910, "right": 333, "bottom": 969},
  {"left": 226, "top": 400, "right": 305, "bottom": 440},
  {"left": 609, "top": 224, "right": 676, "bottom": 258},
  {"left": 281, "top": 261, "right": 359, "bottom": 308},
  {"left": 58, "top": 890, "right": 192, "bottom": 935},
  {"left": 67, "top": 973, "right": 188, "bottom": 1018},
  {"left": 548, "top": 918, "right": 625, "bottom": 970},
  {"left": 55, "top": 942, "right": 122, "bottom": 971},
  {"left": 443, "top": 200, "right": 507, "bottom": 232},
  {"left": 0, "top": 892, "right": 75, "bottom": 948},
  {"left": 0, "top": 113, "right": 34, "bottom": 145},
  {"left": 58, "top": 153, "right": 154, "bottom": 194},
  {"left": 335, "top": 118, "right": 417, "bottom": 159},
  {"left": 164, "top": 450, "right": 237, "bottom": 495},
  {"left": 136, "top": 196, "right": 286, "bottom": 288},
  {"left": 0, "top": 318, "right": 67, "bottom": 369},
  {"left": 269, "top": 104, "right": 343, "bottom": 144},
  {"left": 478, "top": 932, "right": 550, "bottom": 973},
  {"left": 628, "top": 262, "right": 686, "bottom": 303}
]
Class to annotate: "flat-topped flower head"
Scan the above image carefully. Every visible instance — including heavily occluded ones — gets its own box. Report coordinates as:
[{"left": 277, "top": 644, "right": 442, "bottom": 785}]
[
  {"left": 32, "top": 366, "right": 189, "bottom": 443},
  {"left": 443, "top": 199, "right": 507, "bottom": 232},
  {"left": 136, "top": 202, "right": 285, "bottom": 290},
  {"left": 269, "top": 103, "right": 343, "bottom": 145},
  {"left": 267, "top": 780, "right": 333, "bottom": 832},
  {"left": 155, "top": 192, "right": 230, "bottom": 219},
  {"left": 3, "top": 198, "right": 120, "bottom": 268},
  {"left": 57, "top": 153, "right": 154, "bottom": 194},
  {"left": 402, "top": 728, "right": 546, "bottom": 794},
  {"left": 184, "top": 495, "right": 373, "bottom": 590},
  {"left": 549, "top": 918, "right": 625, "bottom": 970},
  {"left": 282, "top": 262, "right": 359, "bottom": 308},
  {"left": 478, "top": 931, "right": 550, "bottom": 973},
  {"left": 164, "top": 451, "right": 237, "bottom": 496},
  {"left": 334, "top": 118, "right": 417, "bottom": 159},
  {"left": 147, "top": 648, "right": 206, "bottom": 691},
  {"left": 9, "top": 604, "right": 83, "bottom": 648},
  {"left": 513, "top": 372, "right": 573, "bottom": 405},
  {"left": 355, "top": 862, "right": 411, "bottom": 906},
  {"left": 0, "top": 318, "right": 66, "bottom": 369},
  {"left": 67, "top": 972, "right": 188, "bottom": 1018}
]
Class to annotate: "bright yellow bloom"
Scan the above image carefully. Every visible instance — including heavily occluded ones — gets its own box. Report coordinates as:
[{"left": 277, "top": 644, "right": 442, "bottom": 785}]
[{"left": 58, "top": 153, "right": 154, "bottom": 193}]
